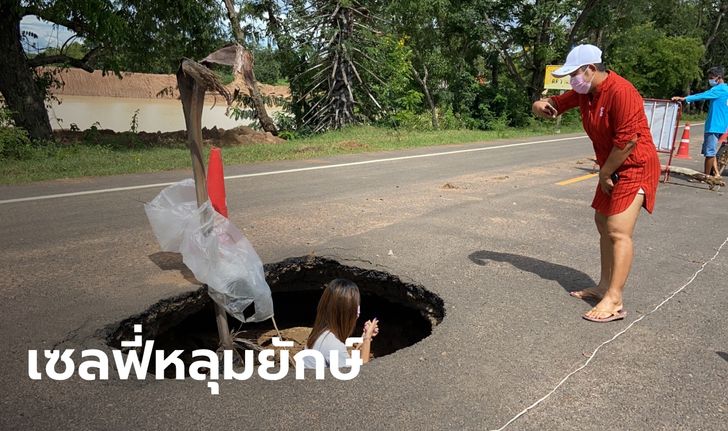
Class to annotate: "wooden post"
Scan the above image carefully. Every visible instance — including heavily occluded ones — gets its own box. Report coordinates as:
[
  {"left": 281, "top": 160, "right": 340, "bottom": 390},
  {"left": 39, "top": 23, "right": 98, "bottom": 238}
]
[
  {"left": 177, "top": 61, "right": 233, "bottom": 350},
  {"left": 554, "top": 90, "right": 565, "bottom": 134}
]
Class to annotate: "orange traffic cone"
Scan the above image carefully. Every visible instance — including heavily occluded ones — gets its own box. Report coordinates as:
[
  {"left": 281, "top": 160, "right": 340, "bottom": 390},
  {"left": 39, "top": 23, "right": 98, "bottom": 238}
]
[
  {"left": 675, "top": 123, "right": 691, "bottom": 159},
  {"left": 207, "top": 146, "right": 228, "bottom": 217}
]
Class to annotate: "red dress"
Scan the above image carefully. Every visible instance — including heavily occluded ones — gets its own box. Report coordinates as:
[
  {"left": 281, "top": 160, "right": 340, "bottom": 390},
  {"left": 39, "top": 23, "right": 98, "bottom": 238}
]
[{"left": 551, "top": 72, "right": 661, "bottom": 216}]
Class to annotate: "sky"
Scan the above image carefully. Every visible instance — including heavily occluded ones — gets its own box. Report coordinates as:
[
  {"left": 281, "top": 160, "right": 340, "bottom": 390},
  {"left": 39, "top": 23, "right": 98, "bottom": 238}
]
[{"left": 20, "top": 15, "right": 78, "bottom": 54}]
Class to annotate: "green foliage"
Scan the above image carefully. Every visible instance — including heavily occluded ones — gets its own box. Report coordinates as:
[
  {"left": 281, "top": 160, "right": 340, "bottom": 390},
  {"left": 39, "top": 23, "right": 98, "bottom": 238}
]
[
  {"left": 129, "top": 109, "right": 140, "bottom": 133},
  {"left": 24, "top": 0, "right": 226, "bottom": 74},
  {"left": 6, "top": 0, "right": 718, "bottom": 142},
  {"left": 610, "top": 24, "right": 704, "bottom": 98},
  {"left": 253, "top": 46, "right": 286, "bottom": 85},
  {"left": 0, "top": 107, "right": 33, "bottom": 160},
  {"left": 76, "top": 122, "right": 156, "bottom": 149},
  {"left": 111, "top": 0, "right": 226, "bottom": 73},
  {"left": 226, "top": 93, "right": 289, "bottom": 128},
  {"left": 272, "top": 111, "right": 300, "bottom": 139},
  {"left": 367, "top": 36, "right": 422, "bottom": 126},
  {"left": 0, "top": 127, "right": 34, "bottom": 160},
  {"left": 438, "top": 109, "right": 466, "bottom": 130},
  {"left": 388, "top": 111, "right": 433, "bottom": 130},
  {"left": 0, "top": 107, "right": 14, "bottom": 128},
  {"left": 212, "top": 66, "right": 235, "bottom": 85},
  {"left": 29, "top": 42, "right": 89, "bottom": 59}
]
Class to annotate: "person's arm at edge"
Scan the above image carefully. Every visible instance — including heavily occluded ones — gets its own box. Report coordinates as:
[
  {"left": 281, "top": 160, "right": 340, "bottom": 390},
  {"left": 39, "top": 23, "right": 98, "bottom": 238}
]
[
  {"left": 674, "top": 86, "right": 719, "bottom": 103},
  {"left": 533, "top": 90, "right": 580, "bottom": 119},
  {"left": 355, "top": 318, "right": 378, "bottom": 364},
  {"left": 532, "top": 97, "right": 558, "bottom": 118},
  {"left": 357, "top": 337, "right": 372, "bottom": 364}
]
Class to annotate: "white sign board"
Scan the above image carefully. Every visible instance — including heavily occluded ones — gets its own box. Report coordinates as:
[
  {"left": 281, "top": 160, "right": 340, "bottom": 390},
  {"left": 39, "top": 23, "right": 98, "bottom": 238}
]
[{"left": 643, "top": 99, "right": 681, "bottom": 153}]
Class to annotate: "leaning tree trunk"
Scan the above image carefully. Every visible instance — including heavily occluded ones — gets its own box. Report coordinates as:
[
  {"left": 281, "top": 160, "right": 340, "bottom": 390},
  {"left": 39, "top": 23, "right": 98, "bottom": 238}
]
[
  {"left": 239, "top": 49, "right": 278, "bottom": 135},
  {"left": 528, "top": 17, "right": 552, "bottom": 102},
  {"left": 703, "top": 2, "right": 727, "bottom": 62},
  {"left": 222, "top": 0, "right": 278, "bottom": 135},
  {"left": 0, "top": 2, "right": 52, "bottom": 140},
  {"left": 412, "top": 65, "right": 438, "bottom": 129}
]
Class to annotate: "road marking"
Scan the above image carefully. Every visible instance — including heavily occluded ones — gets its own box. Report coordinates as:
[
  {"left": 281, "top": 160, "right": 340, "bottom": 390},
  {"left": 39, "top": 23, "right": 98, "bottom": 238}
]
[
  {"left": 556, "top": 172, "right": 598, "bottom": 185},
  {"left": 0, "top": 181, "right": 184, "bottom": 205},
  {"left": 0, "top": 135, "right": 587, "bottom": 205},
  {"left": 490, "top": 233, "right": 728, "bottom": 431}
]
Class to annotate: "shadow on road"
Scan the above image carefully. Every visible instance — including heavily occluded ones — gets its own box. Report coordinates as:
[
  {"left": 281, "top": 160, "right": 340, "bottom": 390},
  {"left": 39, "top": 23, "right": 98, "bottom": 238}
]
[
  {"left": 660, "top": 179, "right": 718, "bottom": 192},
  {"left": 717, "top": 351, "right": 728, "bottom": 363},
  {"left": 468, "top": 250, "right": 598, "bottom": 305},
  {"left": 575, "top": 166, "right": 598, "bottom": 174},
  {"left": 148, "top": 251, "right": 200, "bottom": 285}
]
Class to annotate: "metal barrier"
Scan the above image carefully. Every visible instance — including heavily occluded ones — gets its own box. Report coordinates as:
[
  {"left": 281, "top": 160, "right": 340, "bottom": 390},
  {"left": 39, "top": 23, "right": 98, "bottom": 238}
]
[{"left": 643, "top": 98, "right": 682, "bottom": 182}]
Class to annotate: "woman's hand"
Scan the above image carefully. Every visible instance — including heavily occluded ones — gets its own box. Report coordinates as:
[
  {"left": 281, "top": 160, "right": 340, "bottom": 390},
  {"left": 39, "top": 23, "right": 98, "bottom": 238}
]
[
  {"left": 363, "top": 318, "right": 379, "bottom": 341},
  {"left": 599, "top": 172, "right": 615, "bottom": 195},
  {"left": 671, "top": 96, "right": 685, "bottom": 103},
  {"left": 532, "top": 99, "right": 558, "bottom": 119},
  {"left": 358, "top": 318, "right": 379, "bottom": 364}
]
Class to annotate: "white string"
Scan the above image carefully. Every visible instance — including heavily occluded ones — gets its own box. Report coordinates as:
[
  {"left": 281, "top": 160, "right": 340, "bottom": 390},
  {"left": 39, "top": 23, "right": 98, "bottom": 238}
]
[{"left": 490, "top": 234, "right": 728, "bottom": 431}]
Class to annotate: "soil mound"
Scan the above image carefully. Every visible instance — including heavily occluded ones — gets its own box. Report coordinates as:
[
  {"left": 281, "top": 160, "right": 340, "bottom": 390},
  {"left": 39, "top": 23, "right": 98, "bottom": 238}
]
[
  {"left": 53, "top": 125, "right": 284, "bottom": 148},
  {"left": 218, "top": 126, "right": 284, "bottom": 146}
]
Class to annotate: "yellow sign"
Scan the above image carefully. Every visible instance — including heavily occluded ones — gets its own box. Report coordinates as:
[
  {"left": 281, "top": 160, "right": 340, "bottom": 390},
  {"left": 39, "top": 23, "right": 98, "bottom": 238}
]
[{"left": 544, "top": 65, "right": 571, "bottom": 90}]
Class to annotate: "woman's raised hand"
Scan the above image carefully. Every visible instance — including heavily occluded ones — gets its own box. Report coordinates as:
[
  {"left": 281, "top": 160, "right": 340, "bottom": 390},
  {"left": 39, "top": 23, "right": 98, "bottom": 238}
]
[
  {"left": 363, "top": 318, "right": 379, "bottom": 340},
  {"left": 532, "top": 99, "right": 558, "bottom": 119}
]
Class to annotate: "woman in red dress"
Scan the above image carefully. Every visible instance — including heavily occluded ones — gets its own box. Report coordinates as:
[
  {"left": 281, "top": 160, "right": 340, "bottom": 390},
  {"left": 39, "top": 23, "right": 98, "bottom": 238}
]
[{"left": 532, "top": 44, "right": 661, "bottom": 322}]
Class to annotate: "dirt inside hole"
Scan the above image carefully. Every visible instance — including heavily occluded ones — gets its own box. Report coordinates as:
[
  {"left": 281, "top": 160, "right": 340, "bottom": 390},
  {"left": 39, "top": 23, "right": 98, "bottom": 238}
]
[{"left": 106, "top": 256, "right": 444, "bottom": 370}]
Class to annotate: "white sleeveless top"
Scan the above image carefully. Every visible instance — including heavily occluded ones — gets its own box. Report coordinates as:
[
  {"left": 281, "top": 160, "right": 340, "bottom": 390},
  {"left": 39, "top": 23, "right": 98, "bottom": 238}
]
[{"left": 303, "top": 330, "right": 350, "bottom": 369}]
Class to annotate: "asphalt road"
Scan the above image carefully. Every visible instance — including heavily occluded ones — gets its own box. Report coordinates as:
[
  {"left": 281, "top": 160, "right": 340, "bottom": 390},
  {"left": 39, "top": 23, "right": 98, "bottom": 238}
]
[{"left": 1, "top": 125, "right": 726, "bottom": 430}]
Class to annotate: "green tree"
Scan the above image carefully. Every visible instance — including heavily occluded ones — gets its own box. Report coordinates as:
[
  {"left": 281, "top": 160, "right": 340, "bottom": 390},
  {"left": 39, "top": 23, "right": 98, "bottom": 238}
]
[
  {"left": 609, "top": 24, "right": 704, "bottom": 99},
  {"left": 28, "top": 41, "right": 89, "bottom": 60},
  {"left": 221, "top": 0, "right": 278, "bottom": 134},
  {"left": 253, "top": 46, "right": 285, "bottom": 84},
  {"left": 288, "top": 0, "right": 385, "bottom": 132},
  {"left": 366, "top": 35, "right": 420, "bottom": 126},
  {"left": 649, "top": 0, "right": 727, "bottom": 68},
  {"left": 387, "top": 0, "right": 450, "bottom": 128},
  {"left": 0, "top": 0, "right": 224, "bottom": 140}
]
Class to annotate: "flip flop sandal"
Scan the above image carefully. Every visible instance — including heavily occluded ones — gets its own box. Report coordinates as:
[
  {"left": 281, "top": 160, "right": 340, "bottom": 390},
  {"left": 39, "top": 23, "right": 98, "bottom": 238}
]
[{"left": 582, "top": 309, "right": 627, "bottom": 323}]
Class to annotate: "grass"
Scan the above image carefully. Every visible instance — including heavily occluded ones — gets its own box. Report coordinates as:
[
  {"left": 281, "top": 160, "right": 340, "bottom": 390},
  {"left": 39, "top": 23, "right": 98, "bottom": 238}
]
[
  {"left": 681, "top": 112, "right": 708, "bottom": 122},
  {"left": 0, "top": 121, "right": 617, "bottom": 184}
]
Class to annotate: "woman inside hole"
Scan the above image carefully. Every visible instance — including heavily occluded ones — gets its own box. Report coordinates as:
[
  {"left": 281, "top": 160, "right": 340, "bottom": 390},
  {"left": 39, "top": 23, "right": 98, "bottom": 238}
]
[{"left": 303, "top": 279, "right": 379, "bottom": 369}]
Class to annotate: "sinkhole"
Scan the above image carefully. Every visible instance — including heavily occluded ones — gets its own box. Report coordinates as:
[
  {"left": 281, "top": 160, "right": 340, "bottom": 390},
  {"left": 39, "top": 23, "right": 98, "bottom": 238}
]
[{"left": 106, "top": 256, "right": 445, "bottom": 366}]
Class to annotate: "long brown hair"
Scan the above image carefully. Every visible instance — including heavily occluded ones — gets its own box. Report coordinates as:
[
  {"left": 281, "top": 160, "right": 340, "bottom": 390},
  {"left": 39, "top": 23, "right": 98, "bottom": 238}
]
[{"left": 306, "top": 279, "right": 360, "bottom": 348}]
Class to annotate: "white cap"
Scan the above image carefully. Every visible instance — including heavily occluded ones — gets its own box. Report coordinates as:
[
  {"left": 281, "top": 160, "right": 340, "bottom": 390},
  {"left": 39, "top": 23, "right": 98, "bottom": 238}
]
[{"left": 551, "top": 44, "right": 602, "bottom": 77}]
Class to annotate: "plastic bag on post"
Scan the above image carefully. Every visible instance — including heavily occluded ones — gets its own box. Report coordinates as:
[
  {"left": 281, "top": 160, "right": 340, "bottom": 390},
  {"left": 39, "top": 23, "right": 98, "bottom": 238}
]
[
  {"left": 145, "top": 180, "right": 274, "bottom": 323},
  {"left": 144, "top": 179, "right": 198, "bottom": 252},
  {"left": 179, "top": 203, "right": 274, "bottom": 323}
]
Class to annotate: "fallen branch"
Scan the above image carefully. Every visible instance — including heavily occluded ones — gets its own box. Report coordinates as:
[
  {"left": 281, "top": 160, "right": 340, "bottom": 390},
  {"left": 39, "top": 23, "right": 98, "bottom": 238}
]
[{"left": 662, "top": 165, "right": 725, "bottom": 190}]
